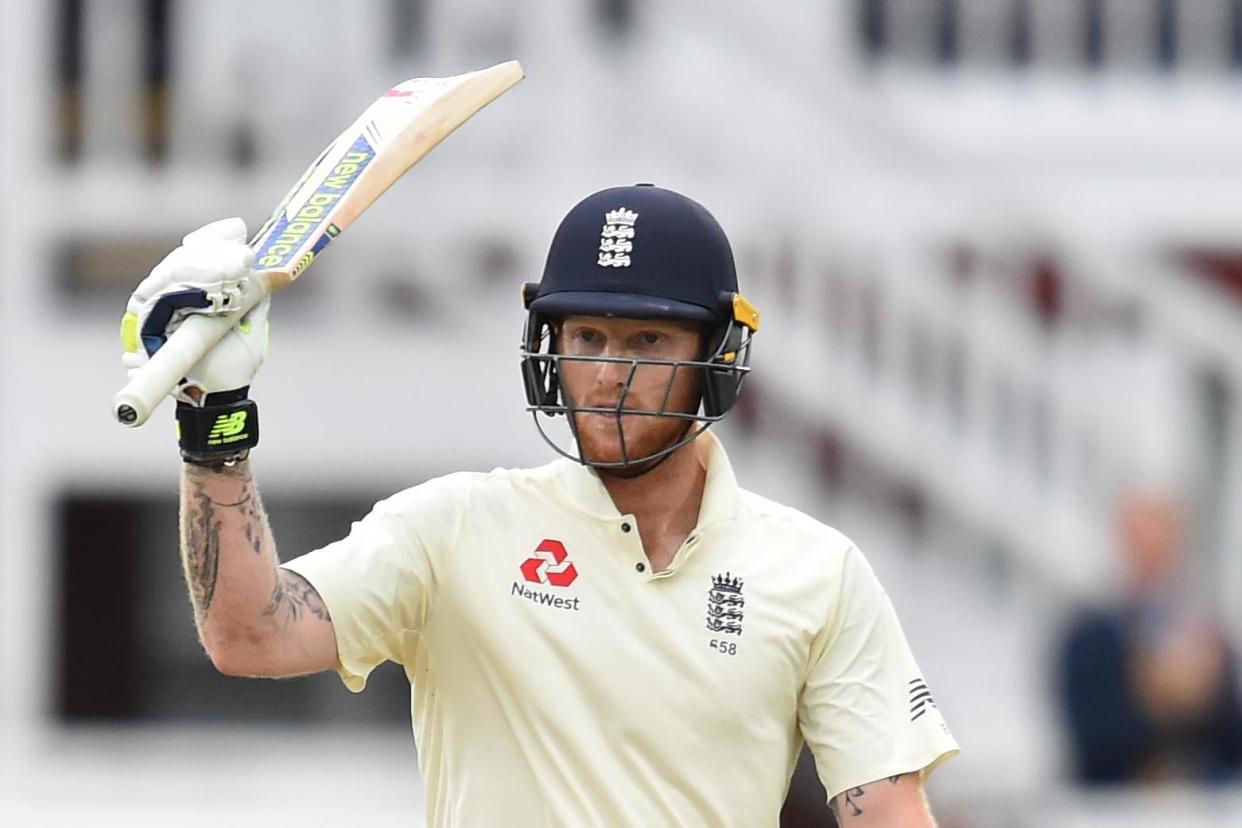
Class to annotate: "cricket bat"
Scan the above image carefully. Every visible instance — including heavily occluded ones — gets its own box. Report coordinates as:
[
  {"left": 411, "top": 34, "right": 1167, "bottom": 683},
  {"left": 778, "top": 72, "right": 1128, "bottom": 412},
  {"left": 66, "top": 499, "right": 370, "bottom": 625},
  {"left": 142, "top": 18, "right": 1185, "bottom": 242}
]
[{"left": 113, "top": 59, "right": 524, "bottom": 427}]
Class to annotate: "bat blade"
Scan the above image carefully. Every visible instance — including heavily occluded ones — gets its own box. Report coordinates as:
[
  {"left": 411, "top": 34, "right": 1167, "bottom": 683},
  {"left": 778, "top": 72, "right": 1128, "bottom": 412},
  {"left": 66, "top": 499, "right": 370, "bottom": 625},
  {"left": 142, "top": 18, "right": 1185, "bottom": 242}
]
[{"left": 113, "top": 60, "right": 523, "bottom": 427}]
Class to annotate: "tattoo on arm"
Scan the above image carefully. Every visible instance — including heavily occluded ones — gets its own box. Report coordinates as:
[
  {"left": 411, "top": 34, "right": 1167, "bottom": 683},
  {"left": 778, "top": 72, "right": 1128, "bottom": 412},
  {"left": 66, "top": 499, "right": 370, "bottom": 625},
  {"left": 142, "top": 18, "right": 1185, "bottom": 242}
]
[
  {"left": 829, "top": 773, "right": 911, "bottom": 820},
  {"left": 831, "top": 786, "right": 867, "bottom": 818},
  {"left": 181, "top": 462, "right": 267, "bottom": 620},
  {"left": 263, "top": 569, "right": 332, "bottom": 625},
  {"left": 182, "top": 471, "right": 226, "bottom": 619}
]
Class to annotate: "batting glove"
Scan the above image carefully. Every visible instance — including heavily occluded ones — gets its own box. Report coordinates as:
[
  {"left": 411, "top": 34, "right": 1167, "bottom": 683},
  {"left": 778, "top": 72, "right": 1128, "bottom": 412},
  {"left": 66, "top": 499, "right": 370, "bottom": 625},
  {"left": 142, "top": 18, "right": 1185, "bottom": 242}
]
[{"left": 120, "top": 218, "right": 268, "bottom": 464}]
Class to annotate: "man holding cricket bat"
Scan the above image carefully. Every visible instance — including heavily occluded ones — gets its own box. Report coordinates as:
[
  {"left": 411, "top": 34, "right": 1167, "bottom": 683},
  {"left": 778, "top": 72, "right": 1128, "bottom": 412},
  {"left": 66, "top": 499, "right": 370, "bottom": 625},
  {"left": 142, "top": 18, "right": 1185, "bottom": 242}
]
[{"left": 121, "top": 183, "right": 957, "bottom": 826}]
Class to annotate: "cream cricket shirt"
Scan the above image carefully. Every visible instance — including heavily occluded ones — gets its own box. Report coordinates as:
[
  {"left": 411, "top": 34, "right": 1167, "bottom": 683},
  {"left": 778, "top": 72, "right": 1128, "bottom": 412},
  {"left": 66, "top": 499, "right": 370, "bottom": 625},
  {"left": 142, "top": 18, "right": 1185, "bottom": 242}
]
[{"left": 283, "top": 433, "right": 958, "bottom": 826}]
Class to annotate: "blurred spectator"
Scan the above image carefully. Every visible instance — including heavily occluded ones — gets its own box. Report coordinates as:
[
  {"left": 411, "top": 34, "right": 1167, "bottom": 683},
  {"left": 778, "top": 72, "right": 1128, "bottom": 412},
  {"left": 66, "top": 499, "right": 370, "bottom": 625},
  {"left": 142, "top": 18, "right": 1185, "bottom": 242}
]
[{"left": 1058, "top": 490, "right": 1242, "bottom": 785}]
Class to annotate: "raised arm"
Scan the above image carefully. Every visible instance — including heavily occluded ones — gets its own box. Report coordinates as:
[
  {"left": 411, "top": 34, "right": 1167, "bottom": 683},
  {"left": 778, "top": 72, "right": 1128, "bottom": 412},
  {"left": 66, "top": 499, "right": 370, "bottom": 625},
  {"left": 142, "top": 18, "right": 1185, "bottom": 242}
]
[
  {"left": 121, "top": 219, "right": 338, "bottom": 679},
  {"left": 829, "top": 773, "right": 937, "bottom": 827},
  {"left": 181, "top": 460, "right": 338, "bottom": 677}
]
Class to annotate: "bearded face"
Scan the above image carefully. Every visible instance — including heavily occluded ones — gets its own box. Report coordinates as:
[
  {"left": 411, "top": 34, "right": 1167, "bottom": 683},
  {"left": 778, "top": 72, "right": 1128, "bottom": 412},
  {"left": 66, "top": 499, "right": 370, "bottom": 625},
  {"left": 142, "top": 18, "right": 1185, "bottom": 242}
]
[{"left": 555, "top": 316, "right": 705, "bottom": 469}]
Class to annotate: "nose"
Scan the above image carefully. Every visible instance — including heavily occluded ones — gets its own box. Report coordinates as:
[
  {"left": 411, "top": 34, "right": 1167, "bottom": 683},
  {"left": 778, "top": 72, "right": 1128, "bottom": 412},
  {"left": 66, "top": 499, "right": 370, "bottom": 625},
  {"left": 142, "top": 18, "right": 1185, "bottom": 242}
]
[{"left": 591, "top": 350, "right": 633, "bottom": 391}]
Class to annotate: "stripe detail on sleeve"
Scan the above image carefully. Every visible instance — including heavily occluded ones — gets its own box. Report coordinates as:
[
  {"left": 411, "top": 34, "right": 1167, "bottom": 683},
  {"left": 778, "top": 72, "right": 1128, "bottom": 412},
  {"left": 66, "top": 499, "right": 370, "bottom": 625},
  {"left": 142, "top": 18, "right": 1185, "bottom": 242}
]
[{"left": 908, "top": 677, "right": 939, "bottom": 721}]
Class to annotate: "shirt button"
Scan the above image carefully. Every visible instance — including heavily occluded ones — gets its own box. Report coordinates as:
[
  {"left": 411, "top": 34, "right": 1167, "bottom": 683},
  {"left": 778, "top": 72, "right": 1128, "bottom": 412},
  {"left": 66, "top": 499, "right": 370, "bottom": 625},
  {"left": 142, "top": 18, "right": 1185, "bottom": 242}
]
[
  {"left": 635, "top": 562, "right": 646, "bottom": 573},
  {"left": 621, "top": 522, "right": 632, "bottom": 533}
]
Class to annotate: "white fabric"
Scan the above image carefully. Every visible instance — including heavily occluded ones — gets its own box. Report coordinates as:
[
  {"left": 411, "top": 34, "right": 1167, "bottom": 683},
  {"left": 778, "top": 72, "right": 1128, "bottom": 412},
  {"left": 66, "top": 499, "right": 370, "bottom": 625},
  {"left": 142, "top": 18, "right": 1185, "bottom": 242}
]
[
  {"left": 283, "top": 432, "right": 958, "bottom": 826},
  {"left": 122, "top": 217, "right": 268, "bottom": 402}
]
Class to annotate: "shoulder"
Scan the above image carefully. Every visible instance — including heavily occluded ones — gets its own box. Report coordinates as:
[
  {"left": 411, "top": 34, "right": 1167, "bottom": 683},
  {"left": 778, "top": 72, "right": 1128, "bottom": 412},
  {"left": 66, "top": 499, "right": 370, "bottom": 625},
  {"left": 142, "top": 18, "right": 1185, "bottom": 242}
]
[
  {"left": 360, "top": 464, "right": 561, "bottom": 551},
  {"left": 732, "top": 488, "right": 877, "bottom": 597},
  {"left": 735, "top": 487, "right": 857, "bottom": 561},
  {"left": 378, "top": 462, "right": 562, "bottom": 516},
  {"left": 732, "top": 489, "right": 887, "bottom": 636}
]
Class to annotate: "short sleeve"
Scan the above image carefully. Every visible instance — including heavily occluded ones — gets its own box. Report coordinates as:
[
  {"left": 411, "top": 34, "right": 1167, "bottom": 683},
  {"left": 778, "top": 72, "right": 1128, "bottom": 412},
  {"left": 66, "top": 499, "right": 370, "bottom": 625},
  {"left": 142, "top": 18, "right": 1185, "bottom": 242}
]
[
  {"left": 798, "top": 545, "right": 959, "bottom": 802},
  {"left": 281, "top": 477, "right": 465, "bottom": 693}
]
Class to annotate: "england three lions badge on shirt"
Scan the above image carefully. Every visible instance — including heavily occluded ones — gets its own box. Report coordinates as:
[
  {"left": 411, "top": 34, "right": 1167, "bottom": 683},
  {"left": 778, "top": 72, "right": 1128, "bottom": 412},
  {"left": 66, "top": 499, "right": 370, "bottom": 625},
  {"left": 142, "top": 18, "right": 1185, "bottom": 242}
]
[
  {"left": 706, "top": 572, "right": 744, "bottom": 636},
  {"left": 597, "top": 207, "right": 637, "bottom": 267}
]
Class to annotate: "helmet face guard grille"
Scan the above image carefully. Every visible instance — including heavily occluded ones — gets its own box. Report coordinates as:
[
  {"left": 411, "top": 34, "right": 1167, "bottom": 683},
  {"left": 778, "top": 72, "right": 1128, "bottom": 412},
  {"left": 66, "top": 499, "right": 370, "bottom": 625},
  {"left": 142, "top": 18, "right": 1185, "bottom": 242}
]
[{"left": 520, "top": 315, "right": 754, "bottom": 470}]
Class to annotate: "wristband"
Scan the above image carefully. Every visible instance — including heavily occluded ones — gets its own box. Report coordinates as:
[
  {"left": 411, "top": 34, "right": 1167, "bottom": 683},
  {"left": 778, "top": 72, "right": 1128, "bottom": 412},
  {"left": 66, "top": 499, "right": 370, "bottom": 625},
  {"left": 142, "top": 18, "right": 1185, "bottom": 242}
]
[{"left": 177, "top": 387, "right": 259, "bottom": 464}]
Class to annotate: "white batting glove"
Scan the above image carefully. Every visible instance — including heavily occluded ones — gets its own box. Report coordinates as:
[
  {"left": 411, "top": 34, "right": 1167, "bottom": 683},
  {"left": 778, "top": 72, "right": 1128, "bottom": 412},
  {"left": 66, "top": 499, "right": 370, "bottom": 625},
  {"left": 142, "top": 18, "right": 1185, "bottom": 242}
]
[{"left": 120, "top": 217, "right": 269, "bottom": 406}]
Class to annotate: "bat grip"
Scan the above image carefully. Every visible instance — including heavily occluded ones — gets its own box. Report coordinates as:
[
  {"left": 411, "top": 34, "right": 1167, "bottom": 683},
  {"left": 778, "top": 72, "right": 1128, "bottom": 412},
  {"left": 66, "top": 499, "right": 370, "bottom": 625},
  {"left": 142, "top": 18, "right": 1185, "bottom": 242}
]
[{"left": 112, "top": 275, "right": 271, "bottom": 427}]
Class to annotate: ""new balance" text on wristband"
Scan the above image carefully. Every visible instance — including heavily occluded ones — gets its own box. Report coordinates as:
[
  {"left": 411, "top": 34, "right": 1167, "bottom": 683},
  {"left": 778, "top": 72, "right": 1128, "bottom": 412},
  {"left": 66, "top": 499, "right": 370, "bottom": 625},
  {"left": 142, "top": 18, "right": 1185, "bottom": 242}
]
[{"left": 177, "top": 389, "right": 259, "bottom": 463}]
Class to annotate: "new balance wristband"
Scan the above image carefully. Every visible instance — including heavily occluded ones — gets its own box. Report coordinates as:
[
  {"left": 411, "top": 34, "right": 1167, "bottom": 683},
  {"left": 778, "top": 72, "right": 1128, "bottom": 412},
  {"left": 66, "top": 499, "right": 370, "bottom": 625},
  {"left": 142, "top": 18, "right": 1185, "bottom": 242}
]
[{"left": 177, "top": 388, "right": 259, "bottom": 465}]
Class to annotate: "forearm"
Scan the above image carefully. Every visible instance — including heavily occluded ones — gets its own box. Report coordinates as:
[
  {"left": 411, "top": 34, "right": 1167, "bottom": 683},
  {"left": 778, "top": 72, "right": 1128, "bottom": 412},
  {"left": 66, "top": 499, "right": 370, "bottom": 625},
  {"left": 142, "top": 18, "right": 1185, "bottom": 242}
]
[
  {"left": 180, "top": 459, "right": 276, "bottom": 651},
  {"left": 180, "top": 460, "right": 325, "bottom": 672}
]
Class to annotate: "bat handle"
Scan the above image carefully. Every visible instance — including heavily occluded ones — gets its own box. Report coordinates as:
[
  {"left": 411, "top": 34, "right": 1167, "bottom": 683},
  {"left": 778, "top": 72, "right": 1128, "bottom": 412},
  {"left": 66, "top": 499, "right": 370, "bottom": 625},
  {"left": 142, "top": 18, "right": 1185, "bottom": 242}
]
[{"left": 112, "top": 275, "right": 271, "bottom": 427}]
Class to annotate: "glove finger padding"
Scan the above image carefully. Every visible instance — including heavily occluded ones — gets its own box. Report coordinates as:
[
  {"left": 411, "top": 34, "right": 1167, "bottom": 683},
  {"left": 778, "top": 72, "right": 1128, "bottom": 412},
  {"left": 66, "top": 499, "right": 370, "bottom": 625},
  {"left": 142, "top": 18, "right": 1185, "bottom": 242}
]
[
  {"left": 120, "top": 217, "right": 266, "bottom": 404},
  {"left": 176, "top": 296, "right": 270, "bottom": 403},
  {"left": 129, "top": 217, "right": 252, "bottom": 313},
  {"left": 121, "top": 296, "right": 270, "bottom": 401}
]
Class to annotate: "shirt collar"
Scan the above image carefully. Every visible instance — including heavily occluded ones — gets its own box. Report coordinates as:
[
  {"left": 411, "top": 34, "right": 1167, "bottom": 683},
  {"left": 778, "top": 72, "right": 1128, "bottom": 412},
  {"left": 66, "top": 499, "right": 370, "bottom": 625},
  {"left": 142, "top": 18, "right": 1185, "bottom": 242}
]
[{"left": 551, "top": 430, "right": 740, "bottom": 529}]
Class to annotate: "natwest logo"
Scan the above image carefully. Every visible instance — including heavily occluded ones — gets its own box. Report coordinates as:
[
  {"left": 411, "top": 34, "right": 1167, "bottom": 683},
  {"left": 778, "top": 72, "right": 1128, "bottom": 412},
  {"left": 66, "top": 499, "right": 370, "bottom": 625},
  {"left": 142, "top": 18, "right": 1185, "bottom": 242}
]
[{"left": 519, "top": 539, "right": 578, "bottom": 588}]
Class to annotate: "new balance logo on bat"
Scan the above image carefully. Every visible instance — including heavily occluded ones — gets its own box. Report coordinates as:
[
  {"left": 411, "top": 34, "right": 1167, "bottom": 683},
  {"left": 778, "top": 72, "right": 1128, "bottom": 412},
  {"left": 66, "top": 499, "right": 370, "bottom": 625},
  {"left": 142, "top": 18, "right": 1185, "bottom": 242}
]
[{"left": 207, "top": 411, "right": 249, "bottom": 445}]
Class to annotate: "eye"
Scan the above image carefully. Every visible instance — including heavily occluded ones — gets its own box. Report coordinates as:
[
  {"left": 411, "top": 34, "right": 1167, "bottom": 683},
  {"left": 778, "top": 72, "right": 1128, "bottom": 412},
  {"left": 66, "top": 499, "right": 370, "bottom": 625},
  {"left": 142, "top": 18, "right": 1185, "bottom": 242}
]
[
  {"left": 641, "top": 332, "right": 661, "bottom": 346},
  {"left": 578, "top": 330, "right": 598, "bottom": 343}
]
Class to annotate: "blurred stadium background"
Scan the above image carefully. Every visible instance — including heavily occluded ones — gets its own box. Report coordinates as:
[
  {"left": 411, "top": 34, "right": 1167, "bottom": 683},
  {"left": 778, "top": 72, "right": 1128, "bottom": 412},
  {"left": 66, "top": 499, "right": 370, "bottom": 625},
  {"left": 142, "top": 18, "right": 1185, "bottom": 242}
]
[{"left": 2, "top": 1, "right": 1242, "bottom": 825}]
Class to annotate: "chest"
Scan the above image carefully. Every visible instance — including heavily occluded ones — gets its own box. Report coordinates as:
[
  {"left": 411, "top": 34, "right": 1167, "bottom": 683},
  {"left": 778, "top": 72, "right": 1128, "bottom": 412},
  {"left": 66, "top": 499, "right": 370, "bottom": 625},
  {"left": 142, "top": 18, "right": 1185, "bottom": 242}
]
[{"left": 426, "top": 521, "right": 826, "bottom": 738}]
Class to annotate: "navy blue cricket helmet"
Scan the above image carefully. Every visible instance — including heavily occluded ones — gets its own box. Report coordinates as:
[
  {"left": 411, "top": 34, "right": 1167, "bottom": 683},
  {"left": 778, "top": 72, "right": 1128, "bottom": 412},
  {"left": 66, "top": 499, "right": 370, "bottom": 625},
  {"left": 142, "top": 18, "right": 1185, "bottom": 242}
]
[{"left": 520, "top": 184, "right": 760, "bottom": 469}]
